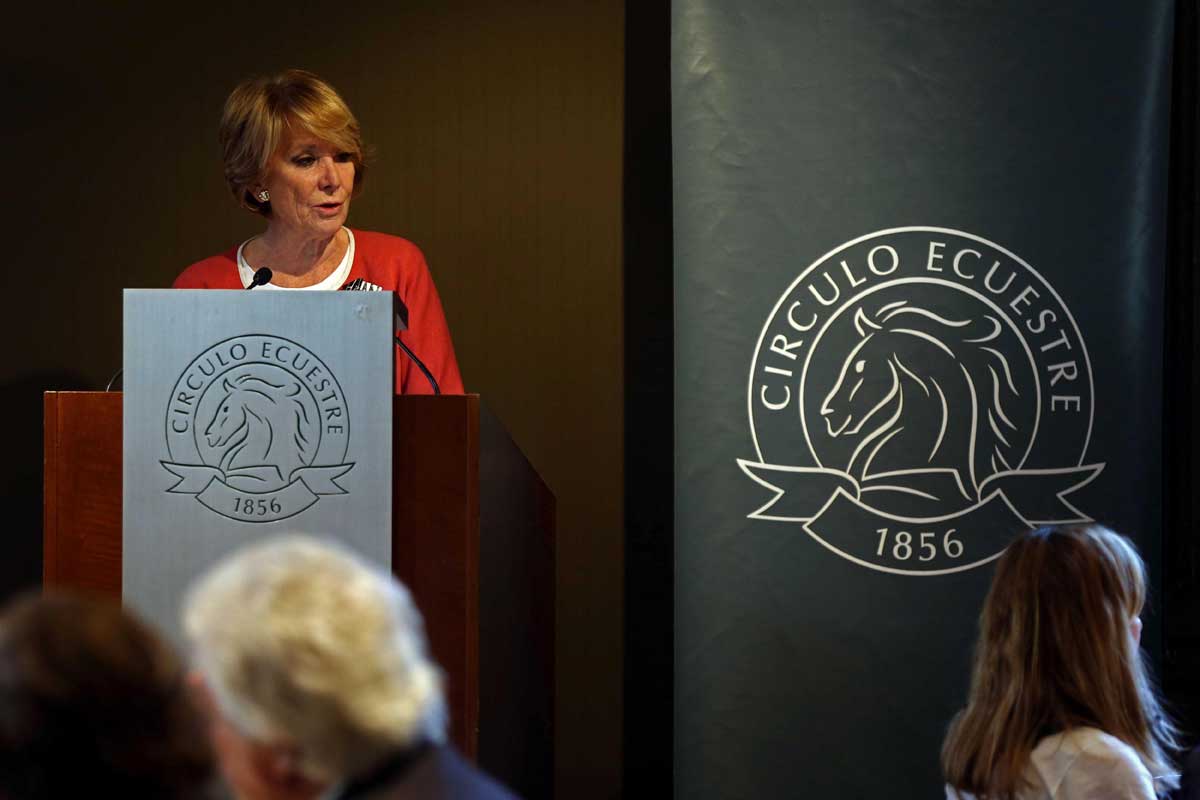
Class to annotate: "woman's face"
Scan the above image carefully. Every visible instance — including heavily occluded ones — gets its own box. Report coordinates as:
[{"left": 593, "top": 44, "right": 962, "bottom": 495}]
[{"left": 260, "top": 131, "right": 355, "bottom": 240}]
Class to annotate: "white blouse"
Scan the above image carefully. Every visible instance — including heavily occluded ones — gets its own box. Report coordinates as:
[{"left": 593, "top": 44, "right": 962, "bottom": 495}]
[
  {"left": 945, "top": 728, "right": 1161, "bottom": 800},
  {"left": 236, "top": 228, "right": 355, "bottom": 290}
]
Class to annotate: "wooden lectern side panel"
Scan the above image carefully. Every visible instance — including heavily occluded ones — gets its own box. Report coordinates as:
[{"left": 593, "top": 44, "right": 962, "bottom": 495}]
[
  {"left": 392, "top": 394, "right": 481, "bottom": 759},
  {"left": 478, "top": 404, "right": 556, "bottom": 799},
  {"left": 43, "top": 392, "right": 122, "bottom": 595},
  {"left": 43, "top": 392, "right": 57, "bottom": 581}
]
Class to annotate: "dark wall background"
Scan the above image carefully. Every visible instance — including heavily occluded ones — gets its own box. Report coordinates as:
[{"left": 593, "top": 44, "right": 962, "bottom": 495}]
[
  {"left": 3, "top": 3, "right": 624, "bottom": 797},
  {"left": 622, "top": 0, "right": 673, "bottom": 795},
  {"left": 1164, "top": 0, "right": 1200, "bottom": 751}
]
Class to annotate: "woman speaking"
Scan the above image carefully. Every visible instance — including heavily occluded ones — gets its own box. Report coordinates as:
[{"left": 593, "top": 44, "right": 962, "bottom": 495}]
[{"left": 174, "top": 69, "right": 464, "bottom": 395}]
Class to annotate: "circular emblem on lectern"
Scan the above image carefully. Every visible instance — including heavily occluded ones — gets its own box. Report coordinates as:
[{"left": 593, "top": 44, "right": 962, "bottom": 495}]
[
  {"left": 739, "top": 227, "right": 1104, "bottom": 575},
  {"left": 160, "top": 335, "right": 354, "bottom": 523}
]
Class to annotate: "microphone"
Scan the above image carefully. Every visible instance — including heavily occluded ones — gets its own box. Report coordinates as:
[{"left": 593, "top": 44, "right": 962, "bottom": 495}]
[
  {"left": 387, "top": 294, "right": 440, "bottom": 395},
  {"left": 247, "top": 267, "right": 273, "bottom": 289},
  {"left": 340, "top": 280, "right": 440, "bottom": 394},
  {"left": 393, "top": 335, "right": 440, "bottom": 395}
]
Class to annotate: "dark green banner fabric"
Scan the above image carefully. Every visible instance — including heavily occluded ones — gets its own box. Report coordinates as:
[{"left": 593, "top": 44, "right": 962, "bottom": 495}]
[{"left": 672, "top": 2, "right": 1175, "bottom": 795}]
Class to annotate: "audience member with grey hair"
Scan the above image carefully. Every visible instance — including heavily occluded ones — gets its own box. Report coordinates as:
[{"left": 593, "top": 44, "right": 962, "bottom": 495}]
[{"left": 184, "top": 535, "right": 516, "bottom": 800}]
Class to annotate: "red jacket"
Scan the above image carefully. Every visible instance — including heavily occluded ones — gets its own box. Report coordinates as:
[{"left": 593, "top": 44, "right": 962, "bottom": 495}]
[{"left": 174, "top": 229, "right": 465, "bottom": 395}]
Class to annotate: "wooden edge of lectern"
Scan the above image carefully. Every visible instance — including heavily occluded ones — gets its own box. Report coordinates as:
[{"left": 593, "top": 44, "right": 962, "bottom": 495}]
[{"left": 43, "top": 391, "right": 555, "bottom": 799}]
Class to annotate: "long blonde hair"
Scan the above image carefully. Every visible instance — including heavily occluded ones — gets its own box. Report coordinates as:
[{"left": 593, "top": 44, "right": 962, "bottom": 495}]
[{"left": 941, "top": 525, "right": 1177, "bottom": 798}]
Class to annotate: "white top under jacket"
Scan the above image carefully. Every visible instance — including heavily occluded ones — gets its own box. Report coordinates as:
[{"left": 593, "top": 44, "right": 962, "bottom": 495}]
[
  {"left": 236, "top": 228, "right": 355, "bottom": 290},
  {"left": 945, "top": 727, "right": 1162, "bottom": 800}
]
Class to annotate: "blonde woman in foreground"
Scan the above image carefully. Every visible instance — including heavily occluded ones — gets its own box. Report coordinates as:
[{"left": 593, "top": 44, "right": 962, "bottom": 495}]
[{"left": 942, "top": 524, "right": 1178, "bottom": 800}]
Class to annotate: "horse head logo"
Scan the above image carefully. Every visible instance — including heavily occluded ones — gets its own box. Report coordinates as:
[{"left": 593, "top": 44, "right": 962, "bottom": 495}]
[
  {"left": 819, "top": 301, "right": 1027, "bottom": 500},
  {"left": 202, "top": 374, "right": 316, "bottom": 489}
]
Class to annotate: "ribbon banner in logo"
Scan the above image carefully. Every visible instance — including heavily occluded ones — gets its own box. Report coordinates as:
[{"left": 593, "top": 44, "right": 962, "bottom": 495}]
[{"left": 161, "top": 462, "right": 354, "bottom": 522}]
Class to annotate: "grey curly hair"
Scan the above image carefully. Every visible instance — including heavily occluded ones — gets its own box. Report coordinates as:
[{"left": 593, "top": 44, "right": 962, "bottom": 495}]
[{"left": 183, "top": 535, "right": 446, "bottom": 783}]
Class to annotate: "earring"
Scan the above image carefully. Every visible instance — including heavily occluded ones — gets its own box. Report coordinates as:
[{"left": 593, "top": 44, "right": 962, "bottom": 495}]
[{"left": 256, "top": 190, "right": 270, "bottom": 202}]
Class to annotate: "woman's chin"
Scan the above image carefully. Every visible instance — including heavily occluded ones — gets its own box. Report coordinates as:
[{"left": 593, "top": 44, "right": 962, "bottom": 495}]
[
  {"left": 268, "top": 210, "right": 349, "bottom": 239},
  {"left": 308, "top": 218, "right": 346, "bottom": 235},
  {"left": 313, "top": 205, "right": 349, "bottom": 227},
  {"left": 277, "top": 213, "right": 348, "bottom": 236}
]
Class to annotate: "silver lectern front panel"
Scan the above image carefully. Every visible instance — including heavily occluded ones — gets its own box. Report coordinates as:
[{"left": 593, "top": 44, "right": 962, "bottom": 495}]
[{"left": 123, "top": 289, "right": 393, "bottom": 642}]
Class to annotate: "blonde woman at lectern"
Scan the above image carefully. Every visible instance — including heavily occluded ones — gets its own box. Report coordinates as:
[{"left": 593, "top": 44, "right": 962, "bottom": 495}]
[
  {"left": 942, "top": 524, "right": 1178, "bottom": 800},
  {"left": 174, "top": 69, "right": 464, "bottom": 396}
]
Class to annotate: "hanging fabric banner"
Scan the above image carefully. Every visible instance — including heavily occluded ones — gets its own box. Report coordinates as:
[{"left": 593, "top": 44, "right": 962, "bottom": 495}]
[{"left": 672, "top": 1, "right": 1174, "bottom": 796}]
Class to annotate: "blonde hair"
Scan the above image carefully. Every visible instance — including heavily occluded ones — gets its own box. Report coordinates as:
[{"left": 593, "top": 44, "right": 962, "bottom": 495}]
[
  {"left": 942, "top": 525, "right": 1178, "bottom": 798},
  {"left": 218, "top": 69, "right": 367, "bottom": 215},
  {"left": 183, "top": 536, "right": 446, "bottom": 783}
]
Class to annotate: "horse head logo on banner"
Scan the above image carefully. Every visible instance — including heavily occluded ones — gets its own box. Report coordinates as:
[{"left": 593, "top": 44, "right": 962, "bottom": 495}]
[{"left": 740, "top": 227, "right": 1102, "bottom": 575}]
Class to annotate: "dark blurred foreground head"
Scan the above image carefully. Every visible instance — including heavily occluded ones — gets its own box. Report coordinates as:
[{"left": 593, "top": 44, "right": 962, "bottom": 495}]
[{"left": 0, "top": 591, "right": 215, "bottom": 799}]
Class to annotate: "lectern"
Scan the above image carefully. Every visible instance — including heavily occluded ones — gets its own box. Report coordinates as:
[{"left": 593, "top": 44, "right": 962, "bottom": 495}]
[{"left": 43, "top": 291, "right": 555, "bottom": 800}]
